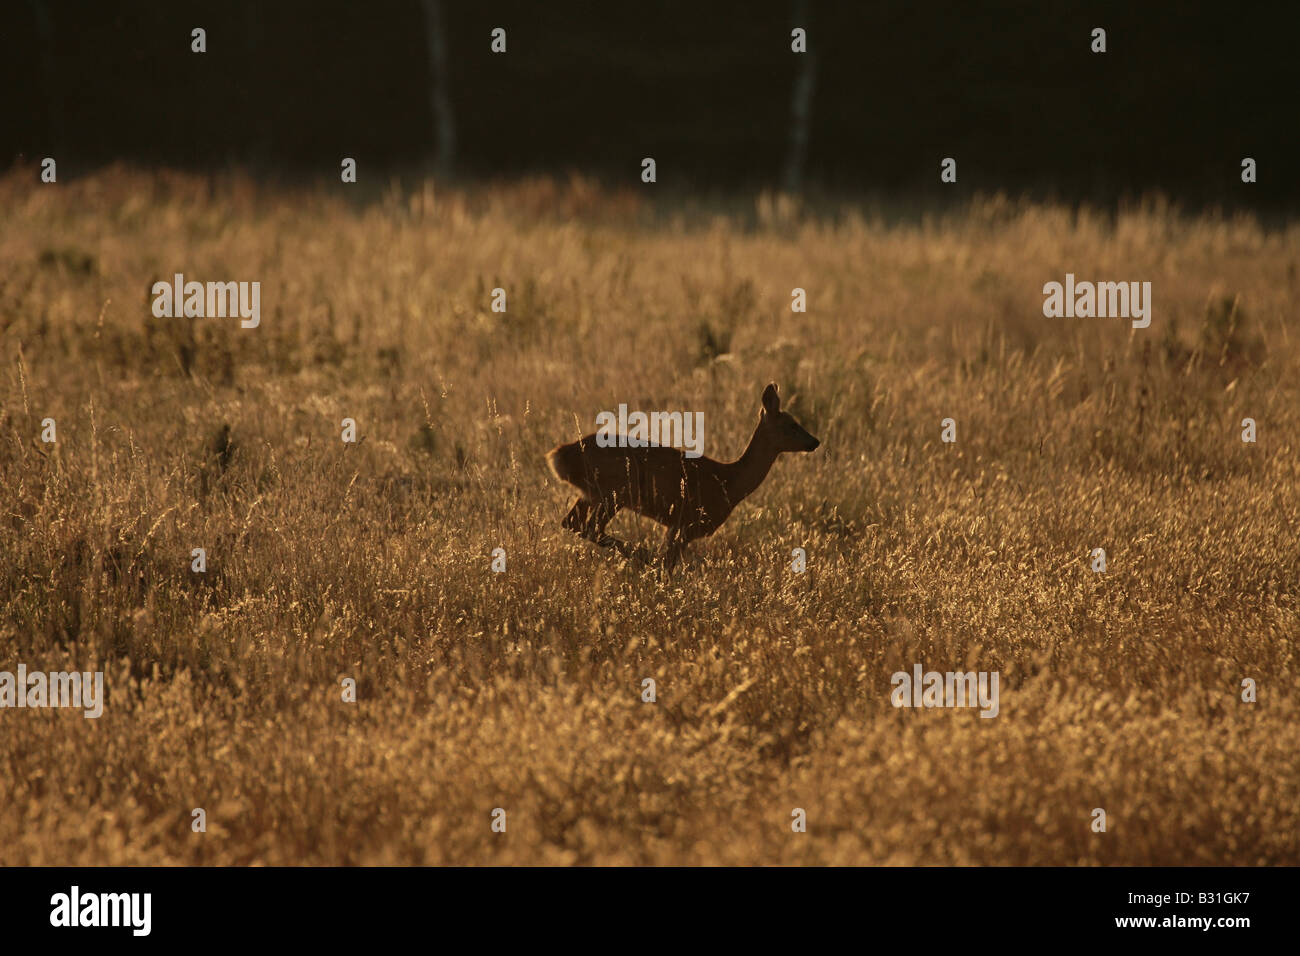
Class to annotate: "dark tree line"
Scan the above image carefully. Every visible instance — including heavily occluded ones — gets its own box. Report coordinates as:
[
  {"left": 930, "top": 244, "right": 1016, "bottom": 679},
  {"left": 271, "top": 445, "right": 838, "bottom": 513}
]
[{"left": 6, "top": 0, "right": 1299, "bottom": 209}]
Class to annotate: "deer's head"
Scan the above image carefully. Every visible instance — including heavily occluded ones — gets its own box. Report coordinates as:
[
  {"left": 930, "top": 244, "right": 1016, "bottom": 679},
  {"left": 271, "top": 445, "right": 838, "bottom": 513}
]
[{"left": 759, "top": 384, "right": 820, "bottom": 453}]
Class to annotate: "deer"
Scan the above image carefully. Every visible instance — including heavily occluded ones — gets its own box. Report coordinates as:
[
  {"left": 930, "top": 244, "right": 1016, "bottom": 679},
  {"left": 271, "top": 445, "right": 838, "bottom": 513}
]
[{"left": 546, "top": 383, "right": 820, "bottom": 571}]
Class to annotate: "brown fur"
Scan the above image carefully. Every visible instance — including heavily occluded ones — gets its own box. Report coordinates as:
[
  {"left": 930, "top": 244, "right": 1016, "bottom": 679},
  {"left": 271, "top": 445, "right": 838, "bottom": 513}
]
[{"left": 547, "top": 384, "right": 819, "bottom": 570}]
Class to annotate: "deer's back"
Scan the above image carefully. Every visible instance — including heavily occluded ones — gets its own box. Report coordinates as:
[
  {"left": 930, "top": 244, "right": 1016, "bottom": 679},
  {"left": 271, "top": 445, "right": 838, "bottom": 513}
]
[{"left": 553, "top": 434, "right": 730, "bottom": 530}]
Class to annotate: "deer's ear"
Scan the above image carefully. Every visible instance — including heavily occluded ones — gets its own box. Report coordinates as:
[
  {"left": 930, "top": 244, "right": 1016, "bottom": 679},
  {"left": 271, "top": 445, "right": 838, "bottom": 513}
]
[{"left": 761, "top": 384, "right": 780, "bottom": 414}]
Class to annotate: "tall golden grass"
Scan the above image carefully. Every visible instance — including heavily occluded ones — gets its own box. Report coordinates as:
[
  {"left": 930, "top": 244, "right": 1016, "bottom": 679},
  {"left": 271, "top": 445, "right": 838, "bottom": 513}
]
[{"left": 1, "top": 168, "right": 1297, "bottom": 864}]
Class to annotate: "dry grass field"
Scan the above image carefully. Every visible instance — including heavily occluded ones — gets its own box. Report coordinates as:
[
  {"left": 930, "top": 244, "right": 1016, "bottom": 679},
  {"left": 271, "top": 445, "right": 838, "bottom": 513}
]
[{"left": 1, "top": 167, "right": 1297, "bottom": 865}]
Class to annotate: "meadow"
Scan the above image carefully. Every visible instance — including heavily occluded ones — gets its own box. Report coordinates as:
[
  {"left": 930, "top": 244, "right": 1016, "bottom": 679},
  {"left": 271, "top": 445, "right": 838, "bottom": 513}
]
[{"left": 1, "top": 167, "right": 1297, "bottom": 864}]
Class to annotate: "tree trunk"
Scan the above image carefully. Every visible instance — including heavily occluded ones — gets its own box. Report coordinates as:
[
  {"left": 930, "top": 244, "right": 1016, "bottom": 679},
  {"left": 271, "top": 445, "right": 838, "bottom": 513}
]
[
  {"left": 783, "top": 0, "right": 816, "bottom": 195},
  {"left": 421, "top": 0, "right": 456, "bottom": 179}
]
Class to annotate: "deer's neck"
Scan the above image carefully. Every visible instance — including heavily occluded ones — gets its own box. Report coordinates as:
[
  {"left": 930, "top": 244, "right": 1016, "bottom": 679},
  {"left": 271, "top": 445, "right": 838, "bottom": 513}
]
[{"left": 722, "top": 422, "right": 780, "bottom": 505}]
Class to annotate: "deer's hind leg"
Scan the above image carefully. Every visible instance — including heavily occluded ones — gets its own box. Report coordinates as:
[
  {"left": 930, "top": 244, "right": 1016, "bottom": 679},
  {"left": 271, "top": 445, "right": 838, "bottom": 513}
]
[
  {"left": 589, "top": 497, "right": 636, "bottom": 557},
  {"left": 562, "top": 498, "right": 592, "bottom": 535},
  {"left": 661, "top": 525, "right": 686, "bottom": 573},
  {"left": 564, "top": 496, "right": 634, "bottom": 558}
]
